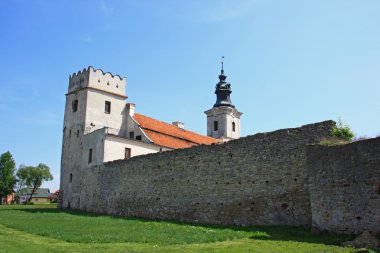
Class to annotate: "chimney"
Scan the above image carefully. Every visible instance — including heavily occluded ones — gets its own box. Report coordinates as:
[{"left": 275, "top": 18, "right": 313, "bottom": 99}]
[
  {"left": 126, "top": 103, "right": 135, "bottom": 116},
  {"left": 172, "top": 121, "right": 185, "bottom": 129}
]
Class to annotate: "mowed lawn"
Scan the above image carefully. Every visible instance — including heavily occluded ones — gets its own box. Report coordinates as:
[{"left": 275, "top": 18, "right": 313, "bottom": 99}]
[{"left": 0, "top": 204, "right": 371, "bottom": 253}]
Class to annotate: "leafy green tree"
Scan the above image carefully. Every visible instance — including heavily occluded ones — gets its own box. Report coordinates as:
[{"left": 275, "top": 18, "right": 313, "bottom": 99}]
[
  {"left": 17, "top": 163, "right": 53, "bottom": 203},
  {"left": 14, "top": 164, "right": 27, "bottom": 203},
  {"left": 0, "top": 151, "right": 17, "bottom": 205},
  {"left": 332, "top": 119, "right": 354, "bottom": 141}
]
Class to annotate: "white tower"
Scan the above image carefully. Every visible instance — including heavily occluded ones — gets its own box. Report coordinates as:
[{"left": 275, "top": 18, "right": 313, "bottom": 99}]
[
  {"left": 204, "top": 59, "right": 242, "bottom": 141},
  {"left": 60, "top": 66, "right": 127, "bottom": 209}
]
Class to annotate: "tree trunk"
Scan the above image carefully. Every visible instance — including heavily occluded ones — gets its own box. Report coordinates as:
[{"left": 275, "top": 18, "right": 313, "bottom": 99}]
[
  {"left": 0, "top": 195, "right": 3, "bottom": 205},
  {"left": 28, "top": 187, "right": 37, "bottom": 203}
]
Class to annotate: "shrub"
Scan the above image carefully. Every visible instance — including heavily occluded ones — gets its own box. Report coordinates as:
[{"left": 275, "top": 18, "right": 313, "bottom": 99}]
[{"left": 331, "top": 119, "right": 354, "bottom": 141}]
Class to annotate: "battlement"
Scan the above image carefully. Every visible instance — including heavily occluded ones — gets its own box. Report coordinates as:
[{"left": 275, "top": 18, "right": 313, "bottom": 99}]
[{"left": 68, "top": 66, "right": 127, "bottom": 98}]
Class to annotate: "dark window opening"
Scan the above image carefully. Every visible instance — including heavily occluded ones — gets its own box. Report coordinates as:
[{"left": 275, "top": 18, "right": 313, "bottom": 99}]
[
  {"left": 72, "top": 100, "right": 78, "bottom": 112},
  {"left": 232, "top": 122, "right": 236, "bottom": 132},
  {"left": 129, "top": 131, "right": 135, "bottom": 139},
  {"left": 88, "top": 148, "right": 93, "bottom": 163},
  {"left": 69, "top": 173, "right": 73, "bottom": 183},
  {"left": 105, "top": 101, "right": 111, "bottom": 114},
  {"left": 160, "top": 147, "right": 163, "bottom": 152},
  {"left": 76, "top": 130, "right": 79, "bottom": 137},
  {"left": 125, "top": 148, "right": 131, "bottom": 159},
  {"left": 136, "top": 135, "right": 142, "bottom": 141},
  {"left": 69, "top": 129, "right": 71, "bottom": 138},
  {"left": 214, "top": 121, "right": 218, "bottom": 131},
  {"left": 68, "top": 201, "right": 71, "bottom": 209}
]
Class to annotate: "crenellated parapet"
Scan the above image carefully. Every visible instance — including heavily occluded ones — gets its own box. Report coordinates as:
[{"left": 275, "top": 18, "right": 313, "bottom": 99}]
[{"left": 68, "top": 66, "right": 127, "bottom": 98}]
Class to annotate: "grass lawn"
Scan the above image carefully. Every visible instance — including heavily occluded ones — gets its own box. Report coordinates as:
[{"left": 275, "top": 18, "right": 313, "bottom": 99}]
[{"left": 0, "top": 204, "right": 374, "bottom": 253}]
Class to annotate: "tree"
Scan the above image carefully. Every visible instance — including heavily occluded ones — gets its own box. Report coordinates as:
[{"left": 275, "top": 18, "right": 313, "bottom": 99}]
[
  {"left": 332, "top": 119, "right": 355, "bottom": 141},
  {"left": 17, "top": 163, "right": 53, "bottom": 203},
  {"left": 14, "top": 164, "right": 27, "bottom": 204},
  {"left": 0, "top": 151, "right": 17, "bottom": 205}
]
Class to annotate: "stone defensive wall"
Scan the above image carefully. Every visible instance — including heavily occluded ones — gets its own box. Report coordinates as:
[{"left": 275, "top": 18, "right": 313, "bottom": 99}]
[
  {"left": 307, "top": 137, "right": 380, "bottom": 234},
  {"left": 76, "top": 120, "right": 335, "bottom": 227}
]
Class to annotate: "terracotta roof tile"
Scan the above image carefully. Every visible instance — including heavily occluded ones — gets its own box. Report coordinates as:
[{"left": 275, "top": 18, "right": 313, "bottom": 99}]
[{"left": 133, "top": 113, "right": 220, "bottom": 149}]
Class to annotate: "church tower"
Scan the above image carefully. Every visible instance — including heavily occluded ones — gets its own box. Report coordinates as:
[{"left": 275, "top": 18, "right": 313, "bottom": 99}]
[{"left": 204, "top": 58, "right": 242, "bottom": 141}]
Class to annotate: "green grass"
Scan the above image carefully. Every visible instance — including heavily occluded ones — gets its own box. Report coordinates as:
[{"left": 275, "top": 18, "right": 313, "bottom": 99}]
[{"left": 0, "top": 204, "right": 374, "bottom": 253}]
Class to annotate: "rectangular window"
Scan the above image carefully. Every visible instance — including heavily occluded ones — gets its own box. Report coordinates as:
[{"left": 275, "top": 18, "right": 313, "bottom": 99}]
[
  {"left": 125, "top": 148, "right": 131, "bottom": 159},
  {"left": 72, "top": 100, "right": 78, "bottom": 112},
  {"left": 214, "top": 121, "right": 218, "bottom": 131},
  {"left": 136, "top": 135, "right": 142, "bottom": 141},
  {"left": 105, "top": 101, "right": 111, "bottom": 114},
  {"left": 129, "top": 131, "right": 134, "bottom": 139},
  {"left": 88, "top": 148, "right": 93, "bottom": 163}
]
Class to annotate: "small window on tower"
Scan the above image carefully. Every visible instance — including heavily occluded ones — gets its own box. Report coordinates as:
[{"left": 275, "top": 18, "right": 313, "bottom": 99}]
[
  {"left": 232, "top": 122, "right": 236, "bottom": 132},
  {"left": 129, "top": 131, "right": 135, "bottom": 139},
  {"left": 136, "top": 135, "right": 142, "bottom": 141},
  {"left": 69, "top": 173, "right": 73, "bottom": 183},
  {"left": 72, "top": 99, "right": 78, "bottom": 112},
  {"left": 88, "top": 148, "right": 93, "bottom": 163},
  {"left": 214, "top": 121, "right": 218, "bottom": 131},
  {"left": 105, "top": 101, "right": 111, "bottom": 114},
  {"left": 125, "top": 148, "right": 131, "bottom": 159}
]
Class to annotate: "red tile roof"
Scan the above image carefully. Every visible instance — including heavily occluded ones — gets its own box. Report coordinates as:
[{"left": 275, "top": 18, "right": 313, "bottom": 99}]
[{"left": 133, "top": 113, "right": 220, "bottom": 149}]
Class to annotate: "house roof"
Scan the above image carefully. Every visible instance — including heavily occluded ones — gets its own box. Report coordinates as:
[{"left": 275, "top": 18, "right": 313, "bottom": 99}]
[
  {"left": 133, "top": 113, "right": 220, "bottom": 149},
  {"left": 24, "top": 188, "right": 51, "bottom": 198}
]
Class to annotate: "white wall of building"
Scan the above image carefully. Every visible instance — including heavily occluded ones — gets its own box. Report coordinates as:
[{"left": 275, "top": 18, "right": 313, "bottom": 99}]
[
  {"left": 84, "top": 89, "right": 128, "bottom": 135},
  {"left": 205, "top": 106, "right": 242, "bottom": 140},
  {"left": 82, "top": 128, "right": 106, "bottom": 167},
  {"left": 88, "top": 67, "right": 126, "bottom": 97},
  {"left": 104, "top": 135, "right": 170, "bottom": 162}
]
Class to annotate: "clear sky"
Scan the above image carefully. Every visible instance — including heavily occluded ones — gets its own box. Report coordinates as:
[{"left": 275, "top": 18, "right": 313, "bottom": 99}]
[{"left": 0, "top": 0, "right": 379, "bottom": 191}]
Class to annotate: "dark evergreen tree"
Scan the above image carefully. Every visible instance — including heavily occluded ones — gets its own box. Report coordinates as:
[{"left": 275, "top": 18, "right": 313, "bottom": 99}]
[{"left": 0, "top": 151, "right": 17, "bottom": 204}]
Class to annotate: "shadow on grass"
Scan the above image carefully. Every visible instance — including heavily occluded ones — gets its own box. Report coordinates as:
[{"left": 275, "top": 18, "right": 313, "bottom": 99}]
[{"left": 2, "top": 205, "right": 356, "bottom": 247}]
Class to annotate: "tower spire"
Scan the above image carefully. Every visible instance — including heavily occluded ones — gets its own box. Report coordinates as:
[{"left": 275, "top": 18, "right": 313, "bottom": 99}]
[
  {"left": 221, "top": 56, "right": 224, "bottom": 74},
  {"left": 214, "top": 57, "right": 233, "bottom": 108}
]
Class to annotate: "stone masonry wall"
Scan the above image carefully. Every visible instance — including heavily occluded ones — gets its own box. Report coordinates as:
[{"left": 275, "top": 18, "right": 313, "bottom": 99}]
[
  {"left": 74, "top": 121, "right": 334, "bottom": 227},
  {"left": 307, "top": 137, "right": 380, "bottom": 234}
]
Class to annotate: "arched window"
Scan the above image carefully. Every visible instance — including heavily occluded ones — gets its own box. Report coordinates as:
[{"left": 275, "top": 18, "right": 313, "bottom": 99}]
[
  {"left": 69, "top": 173, "right": 73, "bottom": 183},
  {"left": 214, "top": 121, "right": 218, "bottom": 131},
  {"left": 232, "top": 122, "right": 236, "bottom": 132}
]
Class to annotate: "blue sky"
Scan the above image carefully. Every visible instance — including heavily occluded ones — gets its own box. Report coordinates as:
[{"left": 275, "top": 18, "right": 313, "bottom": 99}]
[{"left": 0, "top": 0, "right": 379, "bottom": 191}]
